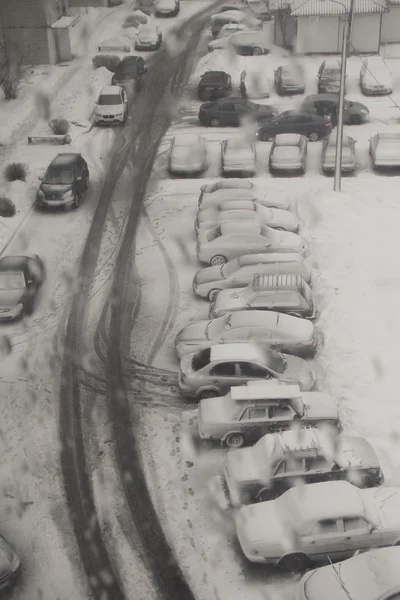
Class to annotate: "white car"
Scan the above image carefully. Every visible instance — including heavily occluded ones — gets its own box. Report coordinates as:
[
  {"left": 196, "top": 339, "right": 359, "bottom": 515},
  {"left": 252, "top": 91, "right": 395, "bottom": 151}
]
[
  {"left": 269, "top": 133, "right": 307, "bottom": 175},
  {"left": 360, "top": 55, "right": 393, "bottom": 95},
  {"left": 196, "top": 221, "right": 305, "bottom": 266},
  {"left": 221, "top": 139, "right": 256, "bottom": 177},
  {"left": 240, "top": 69, "right": 270, "bottom": 99},
  {"left": 321, "top": 132, "right": 356, "bottom": 174},
  {"left": 168, "top": 134, "right": 207, "bottom": 175},
  {"left": 135, "top": 23, "right": 162, "bottom": 50},
  {"left": 155, "top": 0, "right": 180, "bottom": 16},
  {"left": 236, "top": 480, "right": 400, "bottom": 569},
  {"left": 199, "top": 181, "right": 291, "bottom": 211},
  {"left": 369, "top": 133, "right": 400, "bottom": 169},
  {"left": 94, "top": 85, "right": 128, "bottom": 125},
  {"left": 195, "top": 200, "right": 299, "bottom": 233},
  {"left": 192, "top": 253, "right": 311, "bottom": 299}
]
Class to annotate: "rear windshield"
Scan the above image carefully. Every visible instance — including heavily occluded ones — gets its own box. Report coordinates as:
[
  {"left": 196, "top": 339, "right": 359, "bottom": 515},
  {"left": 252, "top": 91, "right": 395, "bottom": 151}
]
[
  {"left": 207, "top": 227, "right": 222, "bottom": 241},
  {"left": 98, "top": 94, "right": 121, "bottom": 105},
  {"left": 192, "top": 348, "right": 211, "bottom": 371},
  {"left": 323, "top": 69, "right": 340, "bottom": 77}
]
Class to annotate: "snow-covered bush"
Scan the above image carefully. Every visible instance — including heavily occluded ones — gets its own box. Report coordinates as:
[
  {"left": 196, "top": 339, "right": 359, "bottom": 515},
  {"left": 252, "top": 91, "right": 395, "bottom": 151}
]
[
  {"left": 0, "top": 44, "right": 26, "bottom": 99},
  {"left": 49, "top": 119, "right": 70, "bottom": 135},
  {"left": 0, "top": 196, "right": 16, "bottom": 218},
  {"left": 92, "top": 54, "right": 121, "bottom": 72},
  {"left": 4, "top": 162, "right": 27, "bottom": 182}
]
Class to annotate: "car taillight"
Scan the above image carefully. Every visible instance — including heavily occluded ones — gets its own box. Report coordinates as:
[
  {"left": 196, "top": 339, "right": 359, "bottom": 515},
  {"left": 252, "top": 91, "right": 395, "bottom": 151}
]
[{"left": 325, "top": 121, "right": 331, "bottom": 126}]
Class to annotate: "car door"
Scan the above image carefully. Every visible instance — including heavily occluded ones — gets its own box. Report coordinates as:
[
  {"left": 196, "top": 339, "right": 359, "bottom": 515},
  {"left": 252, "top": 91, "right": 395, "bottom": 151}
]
[
  {"left": 238, "top": 406, "right": 270, "bottom": 443},
  {"left": 341, "top": 517, "right": 382, "bottom": 554},
  {"left": 246, "top": 327, "right": 273, "bottom": 345},
  {"left": 267, "top": 404, "right": 295, "bottom": 431},
  {"left": 219, "top": 101, "right": 237, "bottom": 125},
  {"left": 208, "top": 360, "right": 238, "bottom": 393},
  {"left": 303, "top": 455, "right": 331, "bottom": 484},
  {"left": 300, "top": 518, "right": 347, "bottom": 560},
  {"left": 236, "top": 360, "right": 273, "bottom": 383}
]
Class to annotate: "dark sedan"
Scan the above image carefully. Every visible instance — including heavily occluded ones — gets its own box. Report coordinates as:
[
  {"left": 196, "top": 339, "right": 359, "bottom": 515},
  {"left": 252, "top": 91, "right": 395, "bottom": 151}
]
[
  {"left": 111, "top": 56, "right": 147, "bottom": 90},
  {"left": 0, "top": 255, "right": 45, "bottom": 321},
  {"left": 198, "top": 71, "right": 232, "bottom": 101},
  {"left": 199, "top": 96, "right": 278, "bottom": 127},
  {"left": 257, "top": 110, "right": 332, "bottom": 142}
]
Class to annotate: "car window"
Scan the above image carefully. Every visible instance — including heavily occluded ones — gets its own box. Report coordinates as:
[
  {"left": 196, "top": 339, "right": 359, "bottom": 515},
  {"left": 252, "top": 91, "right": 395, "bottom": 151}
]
[
  {"left": 245, "top": 407, "right": 268, "bottom": 419},
  {"left": 234, "top": 103, "right": 248, "bottom": 112},
  {"left": 304, "top": 456, "right": 327, "bottom": 471},
  {"left": 221, "top": 103, "right": 235, "bottom": 111},
  {"left": 342, "top": 518, "right": 369, "bottom": 533},
  {"left": 315, "top": 519, "right": 339, "bottom": 535},
  {"left": 268, "top": 405, "right": 292, "bottom": 419},
  {"left": 209, "top": 362, "right": 236, "bottom": 376},
  {"left": 274, "top": 460, "right": 286, "bottom": 475},
  {"left": 237, "top": 361, "right": 268, "bottom": 377}
]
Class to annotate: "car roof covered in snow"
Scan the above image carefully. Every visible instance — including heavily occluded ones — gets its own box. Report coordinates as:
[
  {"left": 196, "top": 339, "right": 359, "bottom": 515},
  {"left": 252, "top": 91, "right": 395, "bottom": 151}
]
[
  {"left": 100, "top": 85, "right": 122, "bottom": 95},
  {"left": 274, "top": 133, "right": 303, "bottom": 146},
  {"left": 220, "top": 221, "right": 262, "bottom": 235},
  {"left": 230, "top": 382, "right": 301, "bottom": 401},
  {"left": 51, "top": 153, "right": 81, "bottom": 166},
  {"left": 210, "top": 342, "right": 265, "bottom": 363},
  {"left": 252, "top": 273, "right": 305, "bottom": 291}
]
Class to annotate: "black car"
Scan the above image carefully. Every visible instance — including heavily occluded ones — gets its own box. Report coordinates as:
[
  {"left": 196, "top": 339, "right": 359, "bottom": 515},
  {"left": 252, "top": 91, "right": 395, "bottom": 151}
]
[
  {"left": 111, "top": 56, "right": 147, "bottom": 90},
  {"left": 198, "top": 96, "right": 278, "bottom": 127},
  {"left": 274, "top": 64, "right": 305, "bottom": 95},
  {"left": 198, "top": 71, "right": 232, "bottom": 101},
  {"left": 317, "top": 59, "right": 345, "bottom": 94},
  {"left": 257, "top": 110, "right": 332, "bottom": 142},
  {"left": 37, "top": 153, "right": 89, "bottom": 209},
  {"left": 301, "top": 93, "right": 369, "bottom": 127},
  {"left": 0, "top": 255, "right": 45, "bottom": 321}
]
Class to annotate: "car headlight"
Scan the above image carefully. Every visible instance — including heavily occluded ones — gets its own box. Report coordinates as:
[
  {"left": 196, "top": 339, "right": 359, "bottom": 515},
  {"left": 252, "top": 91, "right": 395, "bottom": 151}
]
[
  {"left": 63, "top": 190, "right": 74, "bottom": 198},
  {"left": 14, "top": 303, "right": 23, "bottom": 314}
]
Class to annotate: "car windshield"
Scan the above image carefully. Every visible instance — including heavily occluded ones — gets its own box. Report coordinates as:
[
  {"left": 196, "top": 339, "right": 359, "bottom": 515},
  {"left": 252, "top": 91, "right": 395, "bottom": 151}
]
[
  {"left": 44, "top": 166, "right": 74, "bottom": 185},
  {"left": 324, "top": 69, "right": 340, "bottom": 78},
  {"left": 98, "top": 94, "right": 121, "bottom": 105},
  {"left": 0, "top": 271, "right": 25, "bottom": 290},
  {"left": 205, "top": 314, "right": 232, "bottom": 339},
  {"left": 263, "top": 348, "right": 286, "bottom": 373},
  {"left": 221, "top": 258, "right": 240, "bottom": 278}
]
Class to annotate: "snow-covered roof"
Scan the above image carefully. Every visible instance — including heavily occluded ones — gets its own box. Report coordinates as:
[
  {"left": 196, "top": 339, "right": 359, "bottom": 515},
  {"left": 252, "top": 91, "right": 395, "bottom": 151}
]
[
  {"left": 272, "top": 146, "right": 301, "bottom": 161},
  {"left": 290, "top": 0, "right": 388, "bottom": 15},
  {"left": 230, "top": 382, "right": 301, "bottom": 401},
  {"left": 210, "top": 342, "right": 264, "bottom": 363},
  {"left": 100, "top": 85, "right": 122, "bottom": 95},
  {"left": 274, "top": 133, "right": 303, "bottom": 146},
  {"left": 220, "top": 221, "right": 262, "bottom": 235}
]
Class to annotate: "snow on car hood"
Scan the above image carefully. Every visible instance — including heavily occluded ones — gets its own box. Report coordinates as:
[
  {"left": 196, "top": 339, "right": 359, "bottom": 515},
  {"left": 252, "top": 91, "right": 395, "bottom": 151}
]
[
  {"left": 95, "top": 103, "right": 123, "bottom": 116},
  {"left": 271, "top": 146, "right": 300, "bottom": 162},
  {"left": 225, "top": 447, "right": 265, "bottom": 485},
  {"left": 325, "top": 145, "right": 353, "bottom": 161},
  {"left": 212, "top": 288, "right": 247, "bottom": 314},
  {"left": 376, "top": 144, "right": 400, "bottom": 160},
  {"left": 176, "top": 321, "right": 208, "bottom": 343},
  {"left": 267, "top": 228, "right": 304, "bottom": 251},
  {"left": 302, "top": 393, "right": 339, "bottom": 421},
  {"left": 237, "top": 501, "right": 290, "bottom": 551},
  {"left": 137, "top": 28, "right": 158, "bottom": 42}
]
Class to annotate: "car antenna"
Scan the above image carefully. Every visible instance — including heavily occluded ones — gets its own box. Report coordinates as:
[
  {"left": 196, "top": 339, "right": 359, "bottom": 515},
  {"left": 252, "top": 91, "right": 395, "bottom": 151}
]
[{"left": 327, "top": 558, "right": 353, "bottom": 600}]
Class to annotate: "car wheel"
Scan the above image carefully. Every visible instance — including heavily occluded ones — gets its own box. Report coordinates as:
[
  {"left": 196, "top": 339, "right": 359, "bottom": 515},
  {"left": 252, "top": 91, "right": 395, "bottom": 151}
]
[
  {"left": 260, "top": 131, "right": 273, "bottom": 142},
  {"left": 73, "top": 192, "right": 81, "bottom": 209},
  {"left": 278, "top": 554, "right": 310, "bottom": 573},
  {"left": 24, "top": 298, "right": 34, "bottom": 316},
  {"left": 225, "top": 432, "right": 245, "bottom": 448},
  {"left": 349, "top": 114, "right": 363, "bottom": 125},
  {"left": 210, "top": 254, "right": 227, "bottom": 266},
  {"left": 210, "top": 117, "right": 220, "bottom": 127},
  {"left": 198, "top": 389, "right": 219, "bottom": 400},
  {"left": 253, "top": 46, "right": 263, "bottom": 56},
  {"left": 208, "top": 288, "right": 221, "bottom": 301},
  {"left": 309, "top": 131, "right": 319, "bottom": 142}
]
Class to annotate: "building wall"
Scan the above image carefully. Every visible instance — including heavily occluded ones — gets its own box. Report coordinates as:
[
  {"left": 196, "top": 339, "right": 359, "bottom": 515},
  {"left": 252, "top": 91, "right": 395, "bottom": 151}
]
[
  {"left": 273, "top": 13, "right": 297, "bottom": 48},
  {"left": 351, "top": 13, "right": 381, "bottom": 52},
  {"left": 296, "top": 16, "right": 340, "bottom": 53},
  {"left": 381, "top": 5, "right": 400, "bottom": 43}
]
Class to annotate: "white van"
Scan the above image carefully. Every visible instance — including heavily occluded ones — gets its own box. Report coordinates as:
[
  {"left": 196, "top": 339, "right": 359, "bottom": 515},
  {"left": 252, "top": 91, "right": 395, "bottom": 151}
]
[{"left": 360, "top": 55, "right": 393, "bottom": 95}]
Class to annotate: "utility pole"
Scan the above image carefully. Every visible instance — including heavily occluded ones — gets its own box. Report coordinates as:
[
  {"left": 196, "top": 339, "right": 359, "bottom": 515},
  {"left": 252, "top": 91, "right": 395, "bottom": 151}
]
[{"left": 334, "top": 22, "right": 348, "bottom": 192}]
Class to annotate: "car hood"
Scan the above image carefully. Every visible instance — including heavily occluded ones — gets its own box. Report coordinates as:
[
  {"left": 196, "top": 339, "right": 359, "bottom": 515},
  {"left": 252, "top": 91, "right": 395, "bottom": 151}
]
[
  {"left": 376, "top": 145, "right": 400, "bottom": 160},
  {"left": 0, "top": 289, "right": 24, "bottom": 309},
  {"left": 363, "top": 72, "right": 392, "bottom": 87},
  {"left": 365, "top": 487, "right": 400, "bottom": 528},
  {"left": 39, "top": 183, "right": 73, "bottom": 196},
  {"left": 212, "top": 289, "right": 246, "bottom": 313},
  {"left": 281, "top": 353, "right": 315, "bottom": 390},
  {"left": 225, "top": 447, "right": 266, "bottom": 484},
  {"left": 95, "top": 103, "right": 124, "bottom": 115},
  {"left": 269, "top": 229, "right": 304, "bottom": 251},
  {"left": 176, "top": 321, "right": 208, "bottom": 344},
  {"left": 237, "top": 501, "right": 286, "bottom": 549},
  {"left": 193, "top": 265, "right": 223, "bottom": 285}
]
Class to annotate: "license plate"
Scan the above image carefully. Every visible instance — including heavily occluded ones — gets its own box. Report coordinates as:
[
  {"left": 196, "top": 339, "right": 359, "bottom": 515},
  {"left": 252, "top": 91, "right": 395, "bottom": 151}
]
[{"left": 206, "top": 87, "right": 214, "bottom": 90}]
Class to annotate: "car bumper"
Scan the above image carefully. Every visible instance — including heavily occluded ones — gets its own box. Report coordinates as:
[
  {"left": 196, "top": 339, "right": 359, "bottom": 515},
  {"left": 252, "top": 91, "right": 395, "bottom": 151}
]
[
  {"left": 156, "top": 8, "right": 175, "bottom": 14},
  {"left": 270, "top": 162, "right": 303, "bottom": 172},
  {"left": 37, "top": 196, "right": 74, "bottom": 208},
  {"left": 169, "top": 164, "right": 205, "bottom": 175},
  {"left": 322, "top": 162, "right": 355, "bottom": 173},
  {"left": 0, "top": 308, "right": 23, "bottom": 321},
  {"left": 95, "top": 114, "right": 125, "bottom": 124},
  {"left": 362, "top": 86, "right": 392, "bottom": 95}
]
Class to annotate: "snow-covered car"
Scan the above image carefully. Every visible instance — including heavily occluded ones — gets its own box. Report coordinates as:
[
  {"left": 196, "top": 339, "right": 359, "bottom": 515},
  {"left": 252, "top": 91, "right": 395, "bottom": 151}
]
[
  {"left": 37, "top": 153, "right": 89, "bottom": 209},
  {"left": 224, "top": 427, "right": 383, "bottom": 506},
  {"left": 297, "top": 547, "right": 400, "bottom": 600},
  {"left": 168, "top": 134, "right": 207, "bottom": 175},
  {"left": 195, "top": 200, "right": 299, "bottom": 233},
  {"left": 135, "top": 23, "right": 162, "bottom": 50},
  {"left": 192, "top": 253, "right": 311, "bottom": 299},
  {"left": 301, "top": 94, "right": 369, "bottom": 125},
  {"left": 174, "top": 310, "right": 317, "bottom": 359},
  {"left": 240, "top": 69, "right": 270, "bottom": 99},
  {"left": 235, "top": 480, "right": 400, "bottom": 568},
  {"left": 208, "top": 36, "right": 232, "bottom": 51},
  {"left": 321, "top": 133, "right": 356, "bottom": 174},
  {"left": 197, "top": 383, "right": 339, "bottom": 446},
  {"left": 274, "top": 63, "right": 305, "bottom": 95},
  {"left": 221, "top": 139, "right": 256, "bottom": 177},
  {"left": 210, "top": 273, "right": 314, "bottom": 319},
  {"left": 229, "top": 29, "right": 271, "bottom": 55},
  {"left": 196, "top": 222, "right": 305, "bottom": 266},
  {"left": 0, "top": 255, "right": 45, "bottom": 321},
  {"left": 269, "top": 133, "right": 307, "bottom": 175},
  {"left": 155, "top": 0, "right": 179, "bottom": 16},
  {"left": 369, "top": 133, "right": 400, "bottom": 169},
  {"left": 360, "top": 55, "right": 393, "bottom": 95},
  {"left": 210, "top": 10, "right": 256, "bottom": 36},
  {"left": 94, "top": 85, "right": 128, "bottom": 125},
  {"left": 179, "top": 343, "right": 316, "bottom": 400},
  {"left": 199, "top": 182, "right": 291, "bottom": 211},
  {"left": 244, "top": 0, "right": 270, "bottom": 19},
  {"left": 219, "top": 22, "right": 251, "bottom": 37},
  {"left": 208, "top": 21, "right": 260, "bottom": 50}
]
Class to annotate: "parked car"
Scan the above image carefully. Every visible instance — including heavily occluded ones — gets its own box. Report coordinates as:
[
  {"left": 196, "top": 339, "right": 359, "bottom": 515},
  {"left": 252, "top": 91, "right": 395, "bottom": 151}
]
[
  {"left": 274, "top": 63, "right": 305, "bottom": 95},
  {"left": 94, "top": 85, "right": 128, "bottom": 125},
  {"left": 360, "top": 55, "right": 393, "bottom": 95},
  {"left": 197, "top": 222, "right": 305, "bottom": 266},
  {"left": 229, "top": 29, "right": 270, "bottom": 55},
  {"left": 198, "top": 96, "right": 278, "bottom": 127},
  {"left": 369, "top": 133, "right": 400, "bottom": 170},
  {"left": 221, "top": 139, "right": 256, "bottom": 177},
  {"left": 135, "top": 22, "right": 162, "bottom": 50},
  {"left": 208, "top": 23, "right": 252, "bottom": 51},
  {"left": 168, "top": 134, "right": 207, "bottom": 176},
  {"left": 197, "top": 382, "right": 339, "bottom": 446},
  {"left": 111, "top": 56, "right": 147, "bottom": 89},
  {"left": 321, "top": 133, "right": 356, "bottom": 174},
  {"left": 179, "top": 343, "right": 316, "bottom": 399},
  {"left": 0, "top": 254, "right": 45, "bottom": 322},
  {"left": 297, "top": 548, "right": 400, "bottom": 600},
  {"left": 244, "top": 0, "right": 270, "bottom": 19},
  {"left": 301, "top": 93, "right": 369, "bottom": 126},
  {"left": 257, "top": 111, "right": 332, "bottom": 142},
  {"left": 198, "top": 71, "right": 232, "bottom": 100},
  {"left": 199, "top": 181, "right": 291, "bottom": 210},
  {"left": 224, "top": 427, "right": 383, "bottom": 506},
  {"left": 210, "top": 273, "right": 314, "bottom": 319},
  {"left": 37, "top": 153, "right": 89, "bottom": 209},
  {"left": 235, "top": 480, "right": 400, "bottom": 568},
  {"left": 210, "top": 11, "right": 260, "bottom": 36},
  {"left": 155, "top": 0, "right": 179, "bottom": 16},
  {"left": 196, "top": 200, "right": 299, "bottom": 233},
  {"left": 240, "top": 69, "right": 270, "bottom": 99},
  {"left": 192, "top": 253, "right": 311, "bottom": 299},
  {"left": 175, "top": 310, "right": 316, "bottom": 359},
  {"left": 218, "top": 4, "right": 246, "bottom": 11},
  {"left": 317, "top": 59, "right": 345, "bottom": 94},
  {"left": 269, "top": 133, "right": 307, "bottom": 175}
]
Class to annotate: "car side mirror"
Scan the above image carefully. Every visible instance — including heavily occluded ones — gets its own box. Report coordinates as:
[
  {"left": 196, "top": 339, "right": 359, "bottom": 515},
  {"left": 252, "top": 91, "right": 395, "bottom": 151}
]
[
  {"left": 368, "top": 524, "right": 375, "bottom": 534},
  {"left": 38, "top": 175, "right": 43, "bottom": 181}
]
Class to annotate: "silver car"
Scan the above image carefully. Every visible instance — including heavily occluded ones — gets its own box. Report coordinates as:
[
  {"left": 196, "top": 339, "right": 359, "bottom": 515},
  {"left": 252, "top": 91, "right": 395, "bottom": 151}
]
[
  {"left": 135, "top": 23, "right": 162, "bottom": 50},
  {"left": 196, "top": 221, "right": 305, "bottom": 266},
  {"left": 168, "top": 134, "right": 207, "bottom": 175},
  {"left": 321, "top": 133, "right": 356, "bottom": 174},
  {"left": 193, "top": 252, "right": 311, "bottom": 299},
  {"left": 298, "top": 547, "right": 400, "bottom": 600},
  {"left": 369, "top": 133, "right": 400, "bottom": 169},
  {"left": 221, "top": 139, "right": 256, "bottom": 177},
  {"left": 269, "top": 133, "right": 307, "bottom": 175},
  {"left": 240, "top": 69, "right": 270, "bottom": 99},
  {"left": 178, "top": 342, "right": 316, "bottom": 399},
  {"left": 199, "top": 181, "right": 292, "bottom": 210},
  {"left": 195, "top": 200, "right": 299, "bottom": 233},
  {"left": 174, "top": 310, "right": 317, "bottom": 359}
]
